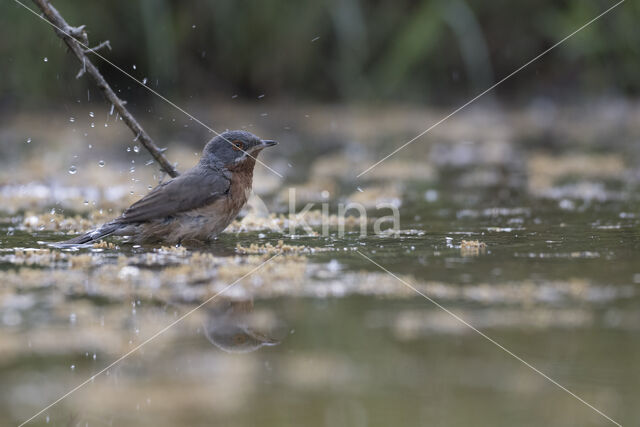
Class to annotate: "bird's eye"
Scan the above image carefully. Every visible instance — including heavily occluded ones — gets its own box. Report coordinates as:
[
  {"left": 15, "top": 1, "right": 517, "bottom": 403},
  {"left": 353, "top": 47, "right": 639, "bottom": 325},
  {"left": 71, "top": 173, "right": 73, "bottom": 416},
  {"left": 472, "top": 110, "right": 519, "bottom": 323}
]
[
  {"left": 233, "top": 334, "right": 247, "bottom": 344},
  {"left": 232, "top": 140, "right": 244, "bottom": 151}
]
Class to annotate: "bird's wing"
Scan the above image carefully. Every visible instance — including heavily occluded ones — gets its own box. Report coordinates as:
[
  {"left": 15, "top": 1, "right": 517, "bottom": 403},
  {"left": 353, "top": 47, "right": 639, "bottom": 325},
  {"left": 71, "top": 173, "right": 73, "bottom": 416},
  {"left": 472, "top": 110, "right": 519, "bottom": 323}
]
[{"left": 118, "top": 168, "right": 230, "bottom": 223}]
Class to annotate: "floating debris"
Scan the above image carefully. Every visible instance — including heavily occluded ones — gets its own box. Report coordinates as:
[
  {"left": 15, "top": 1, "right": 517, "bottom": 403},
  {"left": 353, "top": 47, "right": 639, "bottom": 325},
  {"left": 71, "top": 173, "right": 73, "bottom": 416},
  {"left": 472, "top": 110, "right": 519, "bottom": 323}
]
[
  {"left": 460, "top": 240, "right": 487, "bottom": 257},
  {"left": 92, "top": 241, "right": 117, "bottom": 250},
  {"left": 236, "top": 240, "right": 337, "bottom": 255}
]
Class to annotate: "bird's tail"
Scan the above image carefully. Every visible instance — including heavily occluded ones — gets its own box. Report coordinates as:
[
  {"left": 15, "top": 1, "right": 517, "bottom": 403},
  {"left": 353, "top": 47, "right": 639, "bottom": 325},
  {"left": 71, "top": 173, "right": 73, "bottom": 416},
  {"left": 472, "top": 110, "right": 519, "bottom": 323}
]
[{"left": 57, "top": 221, "right": 121, "bottom": 246}]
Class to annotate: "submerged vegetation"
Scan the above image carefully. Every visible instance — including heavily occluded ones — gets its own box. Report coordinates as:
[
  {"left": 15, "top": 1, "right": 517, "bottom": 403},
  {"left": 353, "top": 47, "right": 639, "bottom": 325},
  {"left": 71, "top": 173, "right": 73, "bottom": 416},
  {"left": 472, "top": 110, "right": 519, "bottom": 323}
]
[{"left": 2, "top": 103, "right": 640, "bottom": 423}]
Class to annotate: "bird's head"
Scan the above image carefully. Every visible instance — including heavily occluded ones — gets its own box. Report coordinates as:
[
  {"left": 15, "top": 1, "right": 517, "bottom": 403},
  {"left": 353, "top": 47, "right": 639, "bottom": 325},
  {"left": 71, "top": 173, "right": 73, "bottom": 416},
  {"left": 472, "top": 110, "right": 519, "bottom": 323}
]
[{"left": 201, "top": 130, "right": 277, "bottom": 169}]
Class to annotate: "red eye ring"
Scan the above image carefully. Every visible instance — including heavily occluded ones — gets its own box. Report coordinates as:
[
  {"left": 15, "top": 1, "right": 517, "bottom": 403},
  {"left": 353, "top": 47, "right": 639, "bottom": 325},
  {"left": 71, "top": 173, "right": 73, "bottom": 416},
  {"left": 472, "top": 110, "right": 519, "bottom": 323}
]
[{"left": 231, "top": 140, "right": 244, "bottom": 151}]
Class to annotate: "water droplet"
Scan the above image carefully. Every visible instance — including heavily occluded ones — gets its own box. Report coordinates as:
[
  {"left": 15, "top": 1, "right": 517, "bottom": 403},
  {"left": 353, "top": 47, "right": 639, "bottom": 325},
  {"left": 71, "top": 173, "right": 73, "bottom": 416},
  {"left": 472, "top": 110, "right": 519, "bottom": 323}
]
[
  {"left": 192, "top": 24, "right": 196, "bottom": 29},
  {"left": 231, "top": 94, "right": 238, "bottom": 99},
  {"left": 133, "top": 64, "right": 137, "bottom": 70},
  {"left": 69, "top": 117, "right": 75, "bottom": 123},
  {"left": 311, "top": 36, "right": 320, "bottom": 42},
  {"left": 84, "top": 200, "right": 89, "bottom": 205},
  {"left": 109, "top": 104, "right": 115, "bottom": 115},
  {"left": 89, "top": 111, "right": 95, "bottom": 118},
  {"left": 70, "top": 365, "right": 75, "bottom": 371},
  {"left": 258, "top": 94, "right": 265, "bottom": 99},
  {"left": 50, "top": 208, "right": 55, "bottom": 214},
  {"left": 43, "top": 57, "right": 48, "bottom": 62},
  {"left": 26, "top": 137, "right": 31, "bottom": 144},
  {"left": 45, "top": 415, "right": 50, "bottom": 423},
  {"left": 69, "top": 312, "right": 77, "bottom": 323},
  {"left": 88, "top": 144, "right": 93, "bottom": 149},
  {"left": 142, "top": 77, "right": 148, "bottom": 85},
  {"left": 104, "top": 123, "right": 108, "bottom": 127},
  {"left": 147, "top": 185, "right": 152, "bottom": 190},
  {"left": 68, "top": 165, "right": 77, "bottom": 175},
  {"left": 424, "top": 189, "right": 438, "bottom": 202},
  {"left": 133, "top": 145, "right": 140, "bottom": 153},
  {"left": 127, "top": 147, "right": 131, "bottom": 152},
  {"left": 98, "top": 160, "right": 105, "bottom": 167},
  {"left": 357, "top": 186, "right": 364, "bottom": 193},
  {"left": 90, "top": 122, "right": 95, "bottom": 128},
  {"left": 93, "top": 353, "right": 97, "bottom": 360}
]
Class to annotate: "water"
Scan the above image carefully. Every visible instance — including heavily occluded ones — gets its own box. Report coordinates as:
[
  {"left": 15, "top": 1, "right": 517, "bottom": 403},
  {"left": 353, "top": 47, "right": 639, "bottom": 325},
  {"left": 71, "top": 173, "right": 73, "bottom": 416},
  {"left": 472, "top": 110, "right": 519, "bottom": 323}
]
[
  {"left": 1, "top": 199, "right": 638, "bottom": 426},
  {"left": 1, "top": 105, "right": 639, "bottom": 426}
]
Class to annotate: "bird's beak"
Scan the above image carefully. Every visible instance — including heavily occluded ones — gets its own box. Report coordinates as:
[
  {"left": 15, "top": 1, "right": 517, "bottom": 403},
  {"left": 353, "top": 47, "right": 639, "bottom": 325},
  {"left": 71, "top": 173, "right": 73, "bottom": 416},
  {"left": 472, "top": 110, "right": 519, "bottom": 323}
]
[{"left": 247, "top": 139, "right": 277, "bottom": 155}]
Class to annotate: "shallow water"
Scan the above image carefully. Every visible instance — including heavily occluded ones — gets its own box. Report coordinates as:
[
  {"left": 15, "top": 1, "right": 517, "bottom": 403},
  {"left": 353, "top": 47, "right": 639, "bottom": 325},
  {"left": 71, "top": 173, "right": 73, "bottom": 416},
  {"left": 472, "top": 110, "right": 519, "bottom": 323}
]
[{"left": 1, "top": 105, "right": 640, "bottom": 426}]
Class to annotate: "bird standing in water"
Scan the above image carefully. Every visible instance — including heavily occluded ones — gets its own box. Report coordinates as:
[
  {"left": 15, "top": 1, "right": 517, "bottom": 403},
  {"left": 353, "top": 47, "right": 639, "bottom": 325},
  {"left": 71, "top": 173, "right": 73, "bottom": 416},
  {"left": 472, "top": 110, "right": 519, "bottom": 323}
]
[{"left": 61, "top": 130, "right": 277, "bottom": 246}]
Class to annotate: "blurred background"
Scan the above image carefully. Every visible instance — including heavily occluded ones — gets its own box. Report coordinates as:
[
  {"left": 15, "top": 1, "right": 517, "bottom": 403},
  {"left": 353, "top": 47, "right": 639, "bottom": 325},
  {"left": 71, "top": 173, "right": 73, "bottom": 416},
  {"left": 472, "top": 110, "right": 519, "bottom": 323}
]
[
  {"left": 1, "top": 1, "right": 640, "bottom": 426},
  {"left": 2, "top": 0, "right": 639, "bottom": 109}
]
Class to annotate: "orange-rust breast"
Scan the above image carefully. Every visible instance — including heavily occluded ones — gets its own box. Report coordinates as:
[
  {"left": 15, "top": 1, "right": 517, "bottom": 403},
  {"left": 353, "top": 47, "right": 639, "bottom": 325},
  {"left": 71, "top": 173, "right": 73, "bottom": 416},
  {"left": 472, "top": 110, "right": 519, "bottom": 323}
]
[
  {"left": 227, "top": 158, "right": 255, "bottom": 211},
  {"left": 228, "top": 178, "right": 251, "bottom": 213}
]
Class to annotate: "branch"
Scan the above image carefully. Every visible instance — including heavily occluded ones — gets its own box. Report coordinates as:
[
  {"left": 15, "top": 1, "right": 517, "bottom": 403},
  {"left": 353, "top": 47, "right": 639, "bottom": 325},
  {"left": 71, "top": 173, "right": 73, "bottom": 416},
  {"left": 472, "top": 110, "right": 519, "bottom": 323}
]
[
  {"left": 84, "top": 40, "right": 111, "bottom": 55},
  {"left": 32, "top": 0, "right": 179, "bottom": 178}
]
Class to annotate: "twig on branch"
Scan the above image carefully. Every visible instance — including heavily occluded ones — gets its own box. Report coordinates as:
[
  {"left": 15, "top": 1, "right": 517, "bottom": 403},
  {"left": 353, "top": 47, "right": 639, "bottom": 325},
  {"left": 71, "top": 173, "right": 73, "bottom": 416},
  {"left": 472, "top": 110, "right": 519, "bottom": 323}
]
[
  {"left": 84, "top": 40, "right": 111, "bottom": 55},
  {"left": 32, "top": 0, "right": 179, "bottom": 178}
]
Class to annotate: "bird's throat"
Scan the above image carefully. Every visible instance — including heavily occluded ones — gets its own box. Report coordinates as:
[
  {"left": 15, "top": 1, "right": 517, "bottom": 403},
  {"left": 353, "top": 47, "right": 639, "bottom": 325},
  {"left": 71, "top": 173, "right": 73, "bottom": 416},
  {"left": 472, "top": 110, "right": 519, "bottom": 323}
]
[{"left": 227, "top": 157, "right": 256, "bottom": 176}]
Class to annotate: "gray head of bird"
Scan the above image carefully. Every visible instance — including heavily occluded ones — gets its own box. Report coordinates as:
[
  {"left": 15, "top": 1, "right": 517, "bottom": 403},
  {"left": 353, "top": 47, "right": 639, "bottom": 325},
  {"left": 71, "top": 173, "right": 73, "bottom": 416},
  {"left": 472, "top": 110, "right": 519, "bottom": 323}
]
[{"left": 200, "top": 130, "right": 277, "bottom": 169}]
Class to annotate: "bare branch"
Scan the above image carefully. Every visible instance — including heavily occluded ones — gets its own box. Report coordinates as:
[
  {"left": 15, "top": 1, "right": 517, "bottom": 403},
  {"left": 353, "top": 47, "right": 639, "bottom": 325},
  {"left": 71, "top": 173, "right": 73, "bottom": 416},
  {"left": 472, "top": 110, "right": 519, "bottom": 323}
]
[
  {"left": 84, "top": 40, "right": 111, "bottom": 54},
  {"left": 31, "top": 0, "right": 179, "bottom": 178},
  {"left": 67, "top": 24, "right": 87, "bottom": 45},
  {"left": 75, "top": 57, "right": 86, "bottom": 79}
]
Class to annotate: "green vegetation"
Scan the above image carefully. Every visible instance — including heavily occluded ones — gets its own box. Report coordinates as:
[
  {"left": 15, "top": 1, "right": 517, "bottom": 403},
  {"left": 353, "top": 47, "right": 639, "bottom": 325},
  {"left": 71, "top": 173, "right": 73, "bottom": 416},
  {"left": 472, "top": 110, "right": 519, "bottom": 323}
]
[{"left": 2, "top": 0, "right": 638, "bottom": 107}]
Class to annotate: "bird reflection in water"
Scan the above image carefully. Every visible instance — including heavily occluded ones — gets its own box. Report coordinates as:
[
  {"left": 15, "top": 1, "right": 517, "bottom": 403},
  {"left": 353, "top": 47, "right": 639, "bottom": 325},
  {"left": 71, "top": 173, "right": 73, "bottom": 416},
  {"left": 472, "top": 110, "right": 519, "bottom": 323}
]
[{"left": 204, "top": 297, "right": 282, "bottom": 353}]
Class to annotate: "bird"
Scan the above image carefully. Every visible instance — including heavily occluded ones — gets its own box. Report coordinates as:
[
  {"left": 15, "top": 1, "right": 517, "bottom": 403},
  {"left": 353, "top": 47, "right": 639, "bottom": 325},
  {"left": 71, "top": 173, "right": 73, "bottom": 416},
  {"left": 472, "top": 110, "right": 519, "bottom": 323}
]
[
  {"left": 59, "top": 130, "right": 277, "bottom": 246},
  {"left": 204, "top": 297, "right": 280, "bottom": 353}
]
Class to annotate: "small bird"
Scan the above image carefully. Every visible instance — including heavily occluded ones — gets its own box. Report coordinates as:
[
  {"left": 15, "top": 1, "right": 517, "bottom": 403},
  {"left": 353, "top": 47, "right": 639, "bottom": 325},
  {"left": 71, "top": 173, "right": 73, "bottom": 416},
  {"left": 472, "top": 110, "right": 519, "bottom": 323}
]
[
  {"left": 60, "top": 130, "right": 277, "bottom": 246},
  {"left": 204, "top": 297, "right": 280, "bottom": 353}
]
